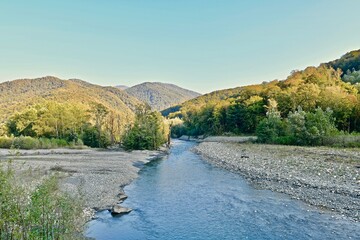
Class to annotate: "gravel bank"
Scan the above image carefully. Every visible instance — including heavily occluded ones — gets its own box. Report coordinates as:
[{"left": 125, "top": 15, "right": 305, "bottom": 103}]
[
  {"left": 193, "top": 142, "right": 360, "bottom": 221},
  {"left": 0, "top": 148, "right": 167, "bottom": 214}
]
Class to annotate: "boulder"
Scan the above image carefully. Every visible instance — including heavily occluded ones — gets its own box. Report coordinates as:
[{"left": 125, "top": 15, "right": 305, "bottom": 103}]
[
  {"left": 118, "top": 193, "right": 128, "bottom": 202},
  {"left": 110, "top": 205, "right": 132, "bottom": 215}
]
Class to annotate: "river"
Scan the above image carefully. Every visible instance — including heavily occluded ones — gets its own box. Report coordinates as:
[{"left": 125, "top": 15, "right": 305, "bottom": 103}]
[{"left": 86, "top": 140, "right": 359, "bottom": 240}]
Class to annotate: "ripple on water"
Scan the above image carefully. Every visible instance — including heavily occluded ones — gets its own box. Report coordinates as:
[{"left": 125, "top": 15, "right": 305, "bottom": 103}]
[{"left": 86, "top": 140, "right": 359, "bottom": 240}]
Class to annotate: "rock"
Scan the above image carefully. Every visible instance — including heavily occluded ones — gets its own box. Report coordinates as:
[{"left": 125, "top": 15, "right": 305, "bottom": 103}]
[
  {"left": 110, "top": 205, "right": 132, "bottom": 215},
  {"left": 118, "top": 193, "right": 128, "bottom": 202}
]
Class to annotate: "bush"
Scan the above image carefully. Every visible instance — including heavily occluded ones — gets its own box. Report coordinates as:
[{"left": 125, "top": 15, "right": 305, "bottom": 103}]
[
  {"left": 0, "top": 163, "right": 84, "bottom": 239},
  {"left": 273, "top": 135, "right": 296, "bottom": 145},
  {"left": 323, "top": 133, "right": 360, "bottom": 148},
  {"left": 54, "top": 138, "right": 68, "bottom": 148},
  {"left": 0, "top": 136, "right": 13, "bottom": 148},
  {"left": 256, "top": 108, "right": 284, "bottom": 143},
  {"left": 39, "top": 137, "right": 52, "bottom": 149},
  {"left": 171, "top": 124, "right": 187, "bottom": 138},
  {"left": 12, "top": 136, "right": 40, "bottom": 149},
  {"left": 0, "top": 136, "right": 85, "bottom": 149}
]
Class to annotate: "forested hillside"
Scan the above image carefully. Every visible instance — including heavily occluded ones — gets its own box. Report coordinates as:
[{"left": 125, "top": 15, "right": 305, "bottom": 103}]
[
  {"left": 0, "top": 76, "right": 141, "bottom": 124},
  {"left": 166, "top": 50, "right": 360, "bottom": 146},
  {"left": 125, "top": 82, "right": 201, "bottom": 111},
  {"left": 0, "top": 76, "right": 147, "bottom": 147}
]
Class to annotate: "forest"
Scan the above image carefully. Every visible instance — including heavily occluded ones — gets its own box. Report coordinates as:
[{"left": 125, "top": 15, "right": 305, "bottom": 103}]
[
  {"left": 0, "top": 100, "right": 168, "bottom": 150},
  {"left": 168, "top": 50, "right": 360, "bottom": 147}
]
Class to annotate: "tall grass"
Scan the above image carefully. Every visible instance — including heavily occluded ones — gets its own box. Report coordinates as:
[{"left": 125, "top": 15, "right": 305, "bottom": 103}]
[
  {"left": 322, "top": 133, "right": 360, "bottom": 148},
  {"left": 0, "top": 162, "right": 85, "bottom": 239},
  {"left": 0, "top": 136, "right": 85, "bottom": 149}
]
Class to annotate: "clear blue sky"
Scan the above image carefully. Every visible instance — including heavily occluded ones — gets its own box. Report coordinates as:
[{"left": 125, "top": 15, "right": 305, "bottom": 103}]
[{"left": 1, "top": 0, "right": 359, "bottom": 93}]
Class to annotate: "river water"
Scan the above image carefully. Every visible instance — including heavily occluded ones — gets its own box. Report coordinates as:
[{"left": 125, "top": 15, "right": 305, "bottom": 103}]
[{"left": 86, "top": 140, "right": 359, "bottom": 240}]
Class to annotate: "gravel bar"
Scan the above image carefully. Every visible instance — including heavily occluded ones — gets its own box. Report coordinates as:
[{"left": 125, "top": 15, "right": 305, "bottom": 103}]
[
  {"left": 193, "top": 142, "right": 360, "bottom": 221},
  {"left": 0, "top": 148, "right": 168, "bottom": 216}
]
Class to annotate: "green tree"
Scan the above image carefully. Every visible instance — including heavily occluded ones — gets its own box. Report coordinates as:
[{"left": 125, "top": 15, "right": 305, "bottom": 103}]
[
  {"left": 256, "top": 99, "right": 284, "bottom": 143},
  {"left": 90, "top": 103, "right": 109, "bottom": 147},
  {"left": 122, "top": 106, "right": 167, "bottom": 150}
]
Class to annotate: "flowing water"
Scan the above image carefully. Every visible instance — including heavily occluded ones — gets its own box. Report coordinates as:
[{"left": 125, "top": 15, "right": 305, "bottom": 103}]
[{"left": 86, "top": 140, "right": 359, "bottom": 240}]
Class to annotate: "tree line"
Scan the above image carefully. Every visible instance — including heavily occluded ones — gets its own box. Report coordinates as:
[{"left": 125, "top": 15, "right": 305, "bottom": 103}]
[
  {"left": 170, "top": 66, "right": 360, "bottom": 146},
  {"left": 2, "top": 101, "right": 168, "bottom": 150}
]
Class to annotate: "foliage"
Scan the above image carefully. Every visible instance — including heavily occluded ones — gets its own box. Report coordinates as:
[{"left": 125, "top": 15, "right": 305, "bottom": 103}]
[
  {"left": 256, "top": 100, "right": 284, "bottom": 143},
  {"left": 343, "top": 69, "right": 360, "bottom": 84},
  {"left": 89, "top": 103, "right": 110, "bottom": 148},
  {"left": 166, "top": 60, "right": 360, "bottom": 141},
  {"left": 0, "top": 76, "right": 141, "bottom": 136},
  {"left": 6, "top": 101, "right": 89, "bottom": 140},
  {"left": 0, "top": 136, "right": 83, "bottom": 149},
  {"left": 81, "top": 125, "right": 110, "bottom": 148},
  {"left": 4, "top": 101, "right": 115, "bottom": 148},
  {"left": 325, "top": 49, "right": 360, "bottom": 75},
  {"left": 0, "top": 163, "right": 84, "bottom": 239},
  {"left": 257, "top": 106, "right": 338, "bottom": 146},
  {"left": 122, "top": 105, "right": 168, "bottom": 150}
]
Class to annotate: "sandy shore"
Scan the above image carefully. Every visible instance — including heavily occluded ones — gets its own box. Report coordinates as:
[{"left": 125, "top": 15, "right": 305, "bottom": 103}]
[
  {"left": 193, "top": 141, "right": 360, "bottom": 221},
  {"left": 0, "top": 148, "right": 167, "bottom": 215}
]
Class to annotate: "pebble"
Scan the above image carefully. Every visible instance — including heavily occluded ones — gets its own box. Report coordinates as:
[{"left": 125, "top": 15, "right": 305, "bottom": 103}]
[{"left": 193, "top": 142, "right": 360, "bottom": 221}]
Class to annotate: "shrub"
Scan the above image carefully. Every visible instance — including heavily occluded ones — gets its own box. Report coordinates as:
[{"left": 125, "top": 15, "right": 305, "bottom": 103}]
[
  {"left": 323, "top": 133, "right": 360, "bottom": 148},
  {"left": 0, "top": 163, "right": 84, "bottom": 239},
  {"left": 54, "top": 138, "right": 68, "bottom": 148},
  {"left": 0, "top": 136, "right": 86, "bottom": 149},
  {"left": 256, "top": 108, "right": 284, "bottom": 143},
  {"left": 81, "top": 126, "right": 100, "bottom": 148},
  {"left": 12, "top": 136, "right": 40, "bottom": 149},
  {"left": 0, "top": 136, "right": 13, "bottom": 148}
]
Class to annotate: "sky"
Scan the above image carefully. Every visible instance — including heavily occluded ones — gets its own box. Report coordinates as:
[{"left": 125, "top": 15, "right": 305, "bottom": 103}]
[{"left": 0, "top": 0, "right": 360, "bottom": 94}]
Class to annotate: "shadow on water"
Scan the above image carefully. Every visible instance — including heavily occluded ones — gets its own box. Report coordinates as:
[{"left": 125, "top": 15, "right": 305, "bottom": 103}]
[
  {"left": 133, "top": 156, "right": 164, "bottom": 169},
  {"left": 86, "top": 140, "right": 359, "bottom": 240}
]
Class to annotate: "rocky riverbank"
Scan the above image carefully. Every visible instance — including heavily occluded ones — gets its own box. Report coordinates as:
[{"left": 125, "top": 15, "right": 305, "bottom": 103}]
[
  {"left": 193, "top": 142, "right": 360, "bottom": 221},
  {"left": 0, "top": 147, "right": 168, "bottom": 219}
]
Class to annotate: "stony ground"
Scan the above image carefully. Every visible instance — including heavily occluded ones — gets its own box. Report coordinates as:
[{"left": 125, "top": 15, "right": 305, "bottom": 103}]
[
  {"left": 0, "top": 148, "right": 167, "bottom": 218},
  {"left": 193, "top": 142, "right": 360, "bottom": 221}
]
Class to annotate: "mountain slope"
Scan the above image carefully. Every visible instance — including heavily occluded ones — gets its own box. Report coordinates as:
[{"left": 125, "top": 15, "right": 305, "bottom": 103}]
[
  {"left": 115, "top": 85, "right": 129, "bottom": 90},
  {"left": 0, "top": 76, "right": 142, "bottom": 125},
  {"left": 324, "top": 49, "right": 360, "bottom": 75},
  {"left": 164, "top": 50, "right": 360, "bottom": 133},
  {"left": 124, "top": 82, "right": 201, "bottom": 111}
]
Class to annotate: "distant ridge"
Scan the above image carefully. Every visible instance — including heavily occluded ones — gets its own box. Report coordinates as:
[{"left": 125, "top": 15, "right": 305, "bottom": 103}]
[
  {"left": 0, "top": 76, "right": 142, "bottom": 124},
  {"left": 324, "top": 49, "right": 360, "bottom": 75},
  {"left": 124, "top": 82, "right": 201, "bottom": 111},
  {"left": 163, "top": 49, "right": 360, "bottom": 119},
  {"left": 115, "top": 85, "right": 129, "bottom": 90}
]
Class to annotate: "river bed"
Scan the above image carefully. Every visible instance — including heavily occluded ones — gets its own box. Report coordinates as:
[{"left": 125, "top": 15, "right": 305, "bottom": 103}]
[{"left": 86, "top": 140, "right": 359, "bottom": 240}]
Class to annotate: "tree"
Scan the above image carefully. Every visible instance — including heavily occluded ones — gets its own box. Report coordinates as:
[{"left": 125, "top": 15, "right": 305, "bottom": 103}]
[
  {"left": 90, "top": 103, "right": 109, "bottom": 147},
  {"left": 256, "top": 99, "right": 284, "bottom": 143},
  {"left": 122, "top": 106, "right": 167, "bottom": 150}
]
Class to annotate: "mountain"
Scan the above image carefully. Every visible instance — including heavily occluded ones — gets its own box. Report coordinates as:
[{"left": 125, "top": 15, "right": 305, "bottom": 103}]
[
  {"left": 165, "top": 49, "right": 360, "bottom": 117},
  {"left": 0, "top": 76, "right": 142, "bottom": 125},
  {"left": 115, "top": 85, "right": 129, "bottom": 90},
  {"left": 164, "top": 49, "right": 360, "bottom": 134},
  {"left": 124, "top": 82, "right": 201, "bottom": 111}
]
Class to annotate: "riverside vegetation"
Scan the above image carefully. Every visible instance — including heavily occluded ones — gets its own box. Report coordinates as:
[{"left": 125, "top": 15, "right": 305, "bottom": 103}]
[
  {"left": 166, "top": 50, "right": 360, "bottom": 147},
  {"left": 0, "top": 86, "right": 170, "bottom": 238},
  {"left": 0, "top": 101, "right": 169, "bottom": 151},
  {"left": 0, "top": 161, "right": 84, "bottom": 239}
]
